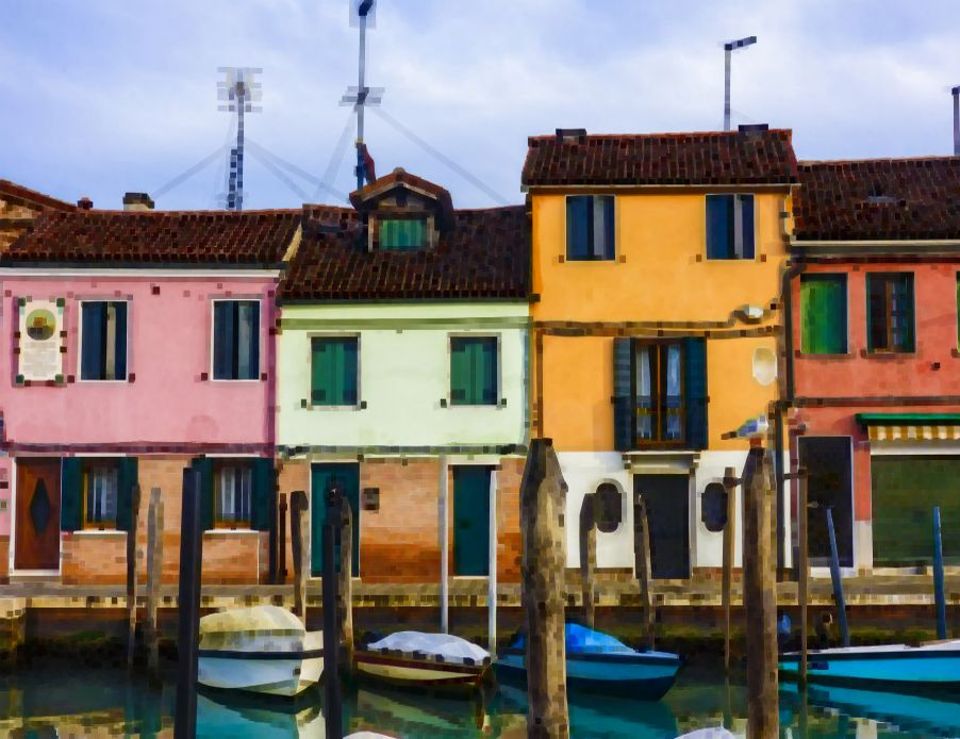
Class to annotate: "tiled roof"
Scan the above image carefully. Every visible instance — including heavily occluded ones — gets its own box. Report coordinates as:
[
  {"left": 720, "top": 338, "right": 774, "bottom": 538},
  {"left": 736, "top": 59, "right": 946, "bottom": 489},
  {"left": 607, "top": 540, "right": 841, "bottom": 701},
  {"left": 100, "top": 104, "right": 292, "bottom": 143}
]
[
  {"left": 521, "top": 129, "right": 798, "bottom": 187},
  {"left": 350, "top": 167, "right": 453, "bottom": 211},
  {"left": 0, "top": 179, "right": 77, "bottom": 212},
  {"left": 3, "top": 209, "right": 301, "bottom": 266},
  {"left": 794, "top": 157, "right": 960, "bottom": 241},
  {"left": 279, "top": 204, "right": 530, "bottom": 301}
]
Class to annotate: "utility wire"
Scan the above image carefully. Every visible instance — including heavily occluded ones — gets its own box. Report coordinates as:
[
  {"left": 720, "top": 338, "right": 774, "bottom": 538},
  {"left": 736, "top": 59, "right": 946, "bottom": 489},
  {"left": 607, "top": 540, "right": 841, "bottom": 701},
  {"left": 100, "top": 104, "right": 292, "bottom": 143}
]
[
  {"left": 246, "top": 146, "right": 312, "bottom": 202},
  {"left": 314, "top": 110, "right": 356, "bottom": 201},
  {"left": 247, "top": 139, "right": 348, "bottom": 201},
  {"left": 154, "top": 145, "right": 230, "bottom": 200},
  {"left": 371, "top": 107, "right": 511, "bottom": 206}
]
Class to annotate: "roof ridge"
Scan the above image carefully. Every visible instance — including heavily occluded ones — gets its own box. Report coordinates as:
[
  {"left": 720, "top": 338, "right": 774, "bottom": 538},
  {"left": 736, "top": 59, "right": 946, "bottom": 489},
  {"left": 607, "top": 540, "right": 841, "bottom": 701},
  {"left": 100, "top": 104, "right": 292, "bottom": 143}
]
[
  {"left": 0, "top": 178, "right": 77, "bottom": 211},
  {"left": 527, "top": 129, "right": 792, "bottom": 143},
  {"left": 800, "top": 156, "right": 960, "bottom": 167}
]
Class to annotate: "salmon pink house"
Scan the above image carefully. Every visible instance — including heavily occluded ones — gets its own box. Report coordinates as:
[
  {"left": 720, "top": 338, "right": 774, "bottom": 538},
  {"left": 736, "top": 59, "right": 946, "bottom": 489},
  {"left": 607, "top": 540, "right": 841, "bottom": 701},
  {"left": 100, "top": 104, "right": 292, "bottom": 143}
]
[{"left": 0, "top": 201, "right": 300, "bottom": 584}]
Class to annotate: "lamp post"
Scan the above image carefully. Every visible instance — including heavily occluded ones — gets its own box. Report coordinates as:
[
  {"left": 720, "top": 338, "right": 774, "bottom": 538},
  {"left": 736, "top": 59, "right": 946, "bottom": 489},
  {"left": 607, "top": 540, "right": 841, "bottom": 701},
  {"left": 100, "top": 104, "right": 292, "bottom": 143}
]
[{"left": 724, "top": 36, "right": 757, "bottom": 131}]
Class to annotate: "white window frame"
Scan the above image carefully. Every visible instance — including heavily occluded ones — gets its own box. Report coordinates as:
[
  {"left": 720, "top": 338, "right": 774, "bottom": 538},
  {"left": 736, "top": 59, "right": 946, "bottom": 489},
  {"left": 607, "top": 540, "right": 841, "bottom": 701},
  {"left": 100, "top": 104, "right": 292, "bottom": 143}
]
[
  {"left": 76, "top": 299, "right": 131, "bottom": 383},
  {"left": 210, "top": 297, "right": 263, "bottom": 383}
]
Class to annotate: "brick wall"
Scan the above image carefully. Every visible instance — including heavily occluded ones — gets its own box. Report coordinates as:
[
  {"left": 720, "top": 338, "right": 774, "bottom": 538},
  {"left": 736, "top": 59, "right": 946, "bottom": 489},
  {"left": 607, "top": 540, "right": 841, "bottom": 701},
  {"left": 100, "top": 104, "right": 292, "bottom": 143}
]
[
  {"left": 496, "top": 456, "right": 523, "bottom": 583},
  {"left": 0, "top": 536, "right": 8, "bottom": 583},
  {"left": 275, "top": 459, "right": 309, "bottom": 584},
  {"left": 62, "top": 532, "right": 127, "bottom": 584}
]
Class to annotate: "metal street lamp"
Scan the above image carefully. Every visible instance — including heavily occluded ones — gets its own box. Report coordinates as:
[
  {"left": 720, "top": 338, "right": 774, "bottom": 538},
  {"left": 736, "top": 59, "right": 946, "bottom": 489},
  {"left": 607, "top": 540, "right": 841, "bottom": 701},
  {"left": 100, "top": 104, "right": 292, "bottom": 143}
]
[{"left": 724, "top": 36, "right": 757, "bottom": 131}]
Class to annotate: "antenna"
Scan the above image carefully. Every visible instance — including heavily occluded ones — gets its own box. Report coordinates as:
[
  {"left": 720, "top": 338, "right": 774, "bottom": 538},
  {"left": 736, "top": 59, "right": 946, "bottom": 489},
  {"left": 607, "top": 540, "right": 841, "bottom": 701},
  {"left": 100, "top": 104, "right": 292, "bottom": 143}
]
[
  {"left": 218, "top": 67, "right": 263, "bottom": 210},
  {"left": 341, "top": 0, "right": 384, "bottom": 191},
  {"left": 952, "top": 85, "right": 960, "bottom": 156},
  {"left": 723, "top": 36, "right": 757, "bottom": 131}
]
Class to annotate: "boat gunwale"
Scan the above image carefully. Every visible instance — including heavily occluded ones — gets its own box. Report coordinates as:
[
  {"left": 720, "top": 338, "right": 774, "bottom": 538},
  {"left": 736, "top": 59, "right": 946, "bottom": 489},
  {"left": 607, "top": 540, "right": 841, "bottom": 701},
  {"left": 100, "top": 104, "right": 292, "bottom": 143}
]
[
  {"left": 498, "top": 647, "right": 681, "bottom": 666},
  {"left": 197, "top": 648, "right": 325, "bottom": 660},
  {"left": 354, "top": 650, "right": 489, "bottom": 676},
  {"left": 779, "top": 648, "right": 960, "bottom": 663}
]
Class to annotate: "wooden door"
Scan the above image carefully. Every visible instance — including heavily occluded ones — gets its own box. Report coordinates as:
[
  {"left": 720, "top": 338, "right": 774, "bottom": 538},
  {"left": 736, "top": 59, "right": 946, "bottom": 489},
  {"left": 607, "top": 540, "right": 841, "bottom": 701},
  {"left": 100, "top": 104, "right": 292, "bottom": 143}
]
[
  {"left": 14, "top": 459, "right": 61, "bottom": 570},
  {"left": 799, "top": 436, "right": 853, "bottom": 567},
  {"left": 453, "top": 466, "right": 491, "bottom": 576},
  {"left": 634, "top": 474, "right": 690, "bottom": 579},
  {"left": 310, "top": 463, "right": 360, "bottom": 577}
]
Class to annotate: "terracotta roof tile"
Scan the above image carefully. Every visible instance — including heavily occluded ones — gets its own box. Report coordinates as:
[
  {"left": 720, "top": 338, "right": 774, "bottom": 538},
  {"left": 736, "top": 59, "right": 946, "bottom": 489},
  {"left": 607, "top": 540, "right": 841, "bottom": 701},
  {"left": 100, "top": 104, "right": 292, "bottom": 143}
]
[
  {"left": 521, "top": 129, "right": 798, "bottom": 187},
  {"left": 0, "top": 179, "right": 77, "bottom": 212},
  {"left": 279, "top": 204, "right": 529, "bottom": 301},
  {"left": 3, "top": 209, "right": 301, "bottom": 266},
  {"left": 794, "top": 157, "right": 960, "bottom": 241}
]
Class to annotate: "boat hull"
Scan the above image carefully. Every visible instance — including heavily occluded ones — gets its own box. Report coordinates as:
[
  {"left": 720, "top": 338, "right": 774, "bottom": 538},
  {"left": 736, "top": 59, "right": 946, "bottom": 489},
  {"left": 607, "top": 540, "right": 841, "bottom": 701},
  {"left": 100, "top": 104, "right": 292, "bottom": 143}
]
[
  {"left": 198, "top": 639, "right": 324, "bottom": 697},
  {"left": 354, "top": 650, "right": 488, "bottom": 691},
  {"left": 494, "top": 650, "right": 679, "bottom": 701},
  {"left": 779, "top": 641, "right": 960, "bottom": 689}
]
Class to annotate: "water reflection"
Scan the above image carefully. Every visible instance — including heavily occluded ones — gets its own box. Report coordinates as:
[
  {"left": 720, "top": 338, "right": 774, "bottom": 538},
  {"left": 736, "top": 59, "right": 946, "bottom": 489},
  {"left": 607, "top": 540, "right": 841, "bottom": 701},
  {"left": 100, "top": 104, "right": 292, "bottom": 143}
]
[{"left": 1, "top": 661, "right": 959, "bottom": 738}]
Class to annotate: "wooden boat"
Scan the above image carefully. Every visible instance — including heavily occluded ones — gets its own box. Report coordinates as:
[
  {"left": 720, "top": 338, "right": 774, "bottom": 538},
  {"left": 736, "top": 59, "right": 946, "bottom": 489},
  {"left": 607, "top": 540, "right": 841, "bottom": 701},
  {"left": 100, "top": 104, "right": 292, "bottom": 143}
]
[
  {"left": 197, "top": 605, "right": 324, "bottom": 697},
  {"left": 779, "top": 639, "right": 960, "bottom": 689},
  {"left": 494, "top": 623, "right": 681, "bottom": 700},
  {"left": 354, "top": 631, "right": 492, "bottom": 691}
]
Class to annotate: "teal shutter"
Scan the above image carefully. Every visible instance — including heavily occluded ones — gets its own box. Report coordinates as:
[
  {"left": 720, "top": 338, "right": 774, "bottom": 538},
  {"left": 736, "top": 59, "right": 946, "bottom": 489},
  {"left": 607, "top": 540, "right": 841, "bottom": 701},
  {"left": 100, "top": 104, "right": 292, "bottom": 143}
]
[
  {"left": 251, "top": 458, "right": 276, "bottom": 532},
  {"left": 191, "top": 456, "right": 214, "bottom": 531},
  {"left": 613, "top": 338, "right": 633, "bottom": 451},
  {"left": 683, "top": 338, "right": 708, "bottom": 450},
  {"left": 310, "top": 463, "right": 360, "bottom": 577},
  {"left": 477, "top": 338, "right": 498, "bottom": 405},
  {"left": 450, "top": 338, "right": 470, "bottom": 405},
  {"left": 453, "top": 467, "right": 491, "bottom": 576},
  {"left": 802, "top": 275, "right": 847, "bottom": 354},
  {"left": 114, "top": 302, "right": 128, "bottom": 380},
  {"left": 116, "top": 457, "right": 139, "bottom": 532},
  {"left": 896, "top": 276, "right": 915, "bottom": 352},
  {"left": 311, "top": 338, "right": 329, "bottom": 404},
  {"left": 60, "top": 457, "right": 83, "bottom": 532},
  {"left": 312, "top": 338, "right": 357, "bottom": 405}
]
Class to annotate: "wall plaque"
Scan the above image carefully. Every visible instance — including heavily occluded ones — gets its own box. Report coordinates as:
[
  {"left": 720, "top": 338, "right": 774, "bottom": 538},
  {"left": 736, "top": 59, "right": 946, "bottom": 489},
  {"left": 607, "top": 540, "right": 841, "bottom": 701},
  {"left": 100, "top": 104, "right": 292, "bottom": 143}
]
[{"left": 18, "top": 299, "right": 64, "bottom": 382}]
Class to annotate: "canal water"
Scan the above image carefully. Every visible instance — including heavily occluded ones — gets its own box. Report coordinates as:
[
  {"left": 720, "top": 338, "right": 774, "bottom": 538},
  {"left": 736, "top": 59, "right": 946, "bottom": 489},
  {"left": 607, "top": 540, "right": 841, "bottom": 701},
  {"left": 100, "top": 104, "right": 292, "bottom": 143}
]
[{"left": 1, "top": 660, "right": 958, "bottom": 737}]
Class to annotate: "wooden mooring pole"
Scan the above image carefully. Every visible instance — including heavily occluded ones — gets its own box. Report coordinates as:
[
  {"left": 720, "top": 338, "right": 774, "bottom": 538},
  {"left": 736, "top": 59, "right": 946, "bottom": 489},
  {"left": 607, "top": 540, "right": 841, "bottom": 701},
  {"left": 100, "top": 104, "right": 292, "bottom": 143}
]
[
  {"left": 797, "top": 468, "right": 809, "bottom": 685},
  {"left": 174, "top": 467, "right": 203, "bottom": 739},
  {"left": 339, "top": 497, "right": 354, "bottom": 674},
  {"left": 578, "top": 493, "right": 596, "bottom": 629},
  {"left": 634, "top": 491, "right": 655, "bottom": 650},
  {"left": 826, "top": 507, "right": 850, "bottom": 647},
  {"left": 278, "top": 493, "right": 288, "bottom": 584},
  {"left": 933, "top": 506, "right": 947, "bottom": 640},
  {"left": 290, "top": 490, "right": 309, "bottom": 623},
  {"left": 126, "top": 484, "right": 141, "bottom": 669},
  {"left": 145, "top": 487, "right": 164, "bottom": 682},
  {"left": 439, "top": 454, "right": 450, "bottom": 634},
  {"left": 721, "top": 467, "right": 737, "bottom": 673},
  {"left": 742, "top": 446, "right": 778, "bottom": 738},
  {"left": 520, "top": 438, "right": 569, "bottom": 739},
  {"left": 323, "top": 482, "right": 343, "bottom": 739}
]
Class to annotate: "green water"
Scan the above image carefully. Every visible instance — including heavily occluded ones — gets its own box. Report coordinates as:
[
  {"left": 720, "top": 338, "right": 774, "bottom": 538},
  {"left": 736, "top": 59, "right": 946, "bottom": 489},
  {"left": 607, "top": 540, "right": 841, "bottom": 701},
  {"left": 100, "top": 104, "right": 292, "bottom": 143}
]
[{"left": 1, "top": 661, "right": 958, "bottom": 737}]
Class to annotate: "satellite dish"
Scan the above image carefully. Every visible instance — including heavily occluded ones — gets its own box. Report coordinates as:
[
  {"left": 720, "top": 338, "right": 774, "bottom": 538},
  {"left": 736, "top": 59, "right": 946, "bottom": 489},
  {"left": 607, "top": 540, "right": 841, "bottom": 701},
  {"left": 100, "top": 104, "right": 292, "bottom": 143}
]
[{"left": 349, "top": 0, "right": 376, "bottom": 28}]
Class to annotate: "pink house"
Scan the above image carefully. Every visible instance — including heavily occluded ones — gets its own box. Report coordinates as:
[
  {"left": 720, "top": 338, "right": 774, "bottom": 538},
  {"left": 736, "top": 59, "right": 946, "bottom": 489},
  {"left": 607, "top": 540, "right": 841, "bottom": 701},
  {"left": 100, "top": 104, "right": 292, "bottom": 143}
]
[{"left": 0, "top": 200, "right": 299, "bottom": 584}]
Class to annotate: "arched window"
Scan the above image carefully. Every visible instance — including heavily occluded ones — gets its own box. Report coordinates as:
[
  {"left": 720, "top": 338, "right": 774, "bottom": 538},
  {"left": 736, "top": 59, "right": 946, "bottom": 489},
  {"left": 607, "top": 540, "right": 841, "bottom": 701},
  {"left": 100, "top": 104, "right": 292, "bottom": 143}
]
[
  {"left": 701, "top": 482, "right": 728, "bottom": 532},
  {"left": 595, "top": 482, "right": 622, "bottom": 533}
]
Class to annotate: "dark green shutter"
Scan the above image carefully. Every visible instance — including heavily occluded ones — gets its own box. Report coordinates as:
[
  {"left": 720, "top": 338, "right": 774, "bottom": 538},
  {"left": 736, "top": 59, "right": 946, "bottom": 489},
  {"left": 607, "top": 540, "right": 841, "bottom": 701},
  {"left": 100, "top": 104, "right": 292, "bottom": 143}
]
[
  {"left": 311, "top": 338, "right": 329, "bottom": 403},
  {"left": 81, "top": 303, "right": 105, "bottom": 380},
  {"left": 896, "top": 276, "right": 915, "bottom": 352},
  {"left": 213, "top": 302, "right": 234, "bottom": 380},
  {"left": 191, "top": 456, "right": 214, "bottom": 531},
  {"left": 801, "top": 275, "right": 846, "bottom": 354},
  {"left": 116, "top": 457, "right": 139, "bottom": 532},
  {"left": 450, "top": 338, "right": 469, "bottom": 404},
  {"left": 114, "top": 302, "right": 128, "bottom": 380},
  {"left": 683, "top": 338, "right": 708, "bottom": 450},
  {"left": 60, "top": 457, "right": 83, "bottom": 532},
  {"left": 251, "top": 458, "right": 276, "bottom": 532},
  {"left": 478, "top": 338, "right": 498, "bottom": 404},
  {"left": 613, "top": 338, "right": 633, "bottom": 451}
]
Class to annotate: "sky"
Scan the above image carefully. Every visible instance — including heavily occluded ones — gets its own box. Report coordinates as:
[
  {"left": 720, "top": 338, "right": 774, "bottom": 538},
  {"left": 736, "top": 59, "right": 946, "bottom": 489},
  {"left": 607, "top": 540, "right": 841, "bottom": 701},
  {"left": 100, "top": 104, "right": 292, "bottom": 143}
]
[{"left": 1, "top": 0, "right": 959, "bottom": 211}]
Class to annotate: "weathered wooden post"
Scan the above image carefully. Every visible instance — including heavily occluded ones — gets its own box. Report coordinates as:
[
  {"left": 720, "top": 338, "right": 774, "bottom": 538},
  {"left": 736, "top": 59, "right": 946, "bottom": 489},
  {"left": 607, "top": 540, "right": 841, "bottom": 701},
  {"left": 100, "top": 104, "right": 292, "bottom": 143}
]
[
  {"left": 826, "top": 507, "right": 850, "bottom": 647},
  {"left": 633, "top": 490, "right": 655, "bottom": 650},
  {"left": 439, "top": 454, "right": 450, "bottom": 633},
  {"left": 323, "top": 482, "right": 343, "bottom": 739},
  {"left": 145, "top": 487, "right": 164, "bottom": 682},
  {"left": 741, "top": 446, "right": 778, "bottom": 738},
  {"left": 126, "top": 483, "right": 142, "bottom": 668},
  {"left": 278, "top": 493, "right": 288, "bottom": 584},
  {"left": 721, "top": 467, "right": 737, "bottom": 673},
  {"left": 797, "top": 467, "right": 809, "bottom": 685},
  {"left": 488, "top": 467, "right": 498, "bottom": 654},
  {"left": 520, "top": 438, "right": 569, "bottom": 739},
  {"left": 933, "top": 506, "right": 947, "bottom": 640},
  {"left": 578, "top": 493, "right": 596, "bottom": 629},
  {"left": 290, "top": 490, "right": 309, "bottom": 622},
  {"left": 339, "top": 496, "right": 354, "bottom": 673},
  {"left": 174, "top": 468, "right": 203, "bottom": 739}
]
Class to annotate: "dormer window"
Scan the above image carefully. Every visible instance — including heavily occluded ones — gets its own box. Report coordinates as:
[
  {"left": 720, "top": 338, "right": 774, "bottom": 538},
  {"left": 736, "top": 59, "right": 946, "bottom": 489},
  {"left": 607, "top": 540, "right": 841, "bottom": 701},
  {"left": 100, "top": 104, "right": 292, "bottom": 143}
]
[{"left": 380, "top": 217, "right": 427, "bottom": 251}]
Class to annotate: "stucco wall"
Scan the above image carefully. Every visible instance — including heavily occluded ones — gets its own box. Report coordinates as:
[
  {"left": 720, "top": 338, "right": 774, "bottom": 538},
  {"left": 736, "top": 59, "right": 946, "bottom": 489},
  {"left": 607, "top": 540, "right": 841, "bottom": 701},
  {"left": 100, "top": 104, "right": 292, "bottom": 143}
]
[
  {"left": 0, "top": 273, "right": 278, "bottom": 448},
  {"left": 278, "top": 302, "right": 529, "bottom": 449}
]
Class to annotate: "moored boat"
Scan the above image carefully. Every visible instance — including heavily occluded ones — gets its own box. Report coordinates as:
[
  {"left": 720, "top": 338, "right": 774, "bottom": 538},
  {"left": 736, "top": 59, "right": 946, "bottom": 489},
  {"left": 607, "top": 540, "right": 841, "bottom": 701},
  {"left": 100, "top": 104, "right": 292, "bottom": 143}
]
[
  {"left": 779, "top": 639, "right": 960, "bottom": 689},
  {"left": 354, "top": 631, "right": 492, "bottom": 691},
  {"left": 494, "top": 623, "right": 681, "bottom": 700},
  {"left": 197, "top": 605, "right": 324, "bottom": 697}
]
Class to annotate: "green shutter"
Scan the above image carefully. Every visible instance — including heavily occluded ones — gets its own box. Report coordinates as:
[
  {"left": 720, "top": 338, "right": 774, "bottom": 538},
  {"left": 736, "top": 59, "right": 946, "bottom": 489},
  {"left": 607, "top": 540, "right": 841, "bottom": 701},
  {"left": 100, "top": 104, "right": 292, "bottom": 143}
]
[
  {"left": 116, "top": 457, "right": 139, "bottom": 532},
  {"left": 60, "top": 458, "right": 83, "bottom": 532},
  {"left": 613, "top": 338, "right": 633, "bottom": 451},
  {"left": 191, "top": 457, "right": 214, "bottom": 531},
  {"left": 896, "top": 276, "right": 915, "bottom": 352},
  {"left": 311, "top": 338, "right": 329, "bottom": 404},
  {"left": 450, "top": 338, "right": 470, "bottom": 404},
  {"left": 683, "top": 338, "right": 708, "bottom": 450},
  {"left": 251, "top": 458, "right": 276, "bottom": 532},
  {"left": 312, "top": 338, "right": 357, "bottom": 405},
  {"left": 802, "top": 275, "right": 846, "bottom": 354}
]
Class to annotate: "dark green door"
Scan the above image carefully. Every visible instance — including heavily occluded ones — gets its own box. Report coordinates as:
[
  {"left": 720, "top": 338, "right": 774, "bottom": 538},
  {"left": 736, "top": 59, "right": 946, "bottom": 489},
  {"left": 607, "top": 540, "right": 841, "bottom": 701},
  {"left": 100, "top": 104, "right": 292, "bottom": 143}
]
[
  {"left": 453, "top": 466, "right": 491, "bottom": 576},
  {"left": 634, "top": 474, "right": 690, "bottom": 579},
  {"left": 311, "top": 463, "right": 360, "bottom": 577}
]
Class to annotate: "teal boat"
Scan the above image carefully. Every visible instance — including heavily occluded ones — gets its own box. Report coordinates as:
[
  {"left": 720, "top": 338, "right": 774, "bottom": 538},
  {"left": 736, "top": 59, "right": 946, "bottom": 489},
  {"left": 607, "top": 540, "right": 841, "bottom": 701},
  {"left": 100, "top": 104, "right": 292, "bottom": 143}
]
[
  {"left": 779, "top": 639, "right": 960, "bottom": 689},
  {"left": 495, "top": 623, "right": 680, "bottom": 700}
]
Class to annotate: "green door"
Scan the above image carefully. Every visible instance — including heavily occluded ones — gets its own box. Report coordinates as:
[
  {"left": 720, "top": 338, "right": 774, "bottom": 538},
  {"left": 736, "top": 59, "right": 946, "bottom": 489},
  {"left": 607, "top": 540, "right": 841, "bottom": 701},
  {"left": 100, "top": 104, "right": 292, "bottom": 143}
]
[
  {"left": 453, "top": 466, "right": 491, "bottom": 576},
  {"left": 311, "top": 463, "right": 360, "bottom": 577}
]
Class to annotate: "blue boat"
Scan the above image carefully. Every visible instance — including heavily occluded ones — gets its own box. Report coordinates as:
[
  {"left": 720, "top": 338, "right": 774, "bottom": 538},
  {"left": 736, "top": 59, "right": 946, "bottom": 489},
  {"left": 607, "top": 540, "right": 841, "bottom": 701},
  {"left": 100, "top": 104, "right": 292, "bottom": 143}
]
[
  {"left": 494, "top": 623, "right": 681, "bottom": 700},
  {"left": 779, "top": 639, "right": 960, "bottom": 689}
]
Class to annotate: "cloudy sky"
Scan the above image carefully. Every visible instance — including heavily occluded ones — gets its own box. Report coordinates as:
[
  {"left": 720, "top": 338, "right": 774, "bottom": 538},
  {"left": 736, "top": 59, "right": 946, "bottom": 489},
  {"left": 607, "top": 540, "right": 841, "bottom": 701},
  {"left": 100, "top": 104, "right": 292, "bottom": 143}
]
[{"left": 2, "top": 0, "right": 958, "bottom": 210}]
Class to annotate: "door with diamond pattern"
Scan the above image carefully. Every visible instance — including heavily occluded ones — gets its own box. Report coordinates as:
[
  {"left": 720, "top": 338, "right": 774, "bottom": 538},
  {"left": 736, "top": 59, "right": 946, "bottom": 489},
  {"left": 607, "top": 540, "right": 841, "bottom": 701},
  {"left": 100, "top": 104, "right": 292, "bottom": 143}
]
[{"left": 14, "top": 459, "right": 61, "bottom": 570}]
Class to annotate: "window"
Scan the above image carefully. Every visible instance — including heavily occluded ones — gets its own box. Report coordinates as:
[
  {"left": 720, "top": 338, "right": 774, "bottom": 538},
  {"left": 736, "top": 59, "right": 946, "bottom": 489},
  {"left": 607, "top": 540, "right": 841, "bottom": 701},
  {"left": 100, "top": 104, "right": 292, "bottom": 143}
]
[
  {"left": 380, "top": 218, "right": 426, "bottom": 250},
  {"left": 595, "top": 483, "right": 622, "bottom": 533},
  {"left": 706, "top": 194, "right": 755, "bottom": 259},
  {"left": 867, "top": 273, "right": 914, "bottom": 353},
  {"left": 311, "top": 336, "right": 359, "bottom": 406},
  {"left": 800, "top": 274, "right": 847, "bottom": 354},
  {"left": 566, "top": 195, "right": 615, "bottom": 261},
  {"left": 450, "top": 336, "right": 498, "bottom": 406},
  {"left": 80, "top": 301, "right": 127, "bottom": 380},
  {"left": 83, "top": 463, "right": 118, "bottom": 529},
  {"left": 635, "top": 342, "right": 685, "bottom": 443},
  {"left": 214, "top": 462, "right": 253, "bottom": 528},
  {"left": 213, "top": 300, "right": 260, "bottom": 380}
]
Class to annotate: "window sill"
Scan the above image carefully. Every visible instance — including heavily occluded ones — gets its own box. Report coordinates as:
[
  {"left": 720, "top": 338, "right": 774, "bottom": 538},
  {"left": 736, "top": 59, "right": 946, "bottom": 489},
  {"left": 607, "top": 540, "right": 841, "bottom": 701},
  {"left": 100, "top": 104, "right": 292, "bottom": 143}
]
[
  {"left": 561, "top": 257, "right": 618, "bottom": 264},
  {"left": 205, "top": 528, "right": 260, "bottom": 536},
  {"left": 796, "top": 352, "right": 852, "bottom": 360},
  {"left": 860, "top": 350, "right": 917, "bottom": 359},
  {"left": 73, "top": 529, "right": 125, "bottom": 537},
  {"left": 302, "top": 402, "right": 365, "bottom": 412}
]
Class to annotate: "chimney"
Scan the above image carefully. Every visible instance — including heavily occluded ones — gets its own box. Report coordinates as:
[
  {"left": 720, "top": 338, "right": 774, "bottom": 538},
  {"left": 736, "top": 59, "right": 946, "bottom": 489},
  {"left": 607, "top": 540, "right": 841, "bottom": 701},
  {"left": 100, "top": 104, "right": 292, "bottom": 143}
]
[
  {"left": 77, "top": 197, "right": 93, "bottom": 210},
  {"left": 555, "top": 128, "right": 587, "bottom": 143},
  {"left": 123, "top": 192, "right": 155, "bottom": 211},
  {"left": 738, "top": 123, "right": 769, "bottom": 134}
]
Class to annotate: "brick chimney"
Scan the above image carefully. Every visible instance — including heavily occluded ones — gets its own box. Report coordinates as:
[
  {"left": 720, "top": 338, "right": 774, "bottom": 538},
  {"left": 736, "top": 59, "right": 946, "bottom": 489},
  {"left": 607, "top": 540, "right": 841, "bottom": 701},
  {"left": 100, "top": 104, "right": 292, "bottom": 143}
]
[
  {"left": 123, "top": 192, "right": 155, "bottom": 211},
  {"left": 77, "top": 197, "right": 93, "bottom": 210}
]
